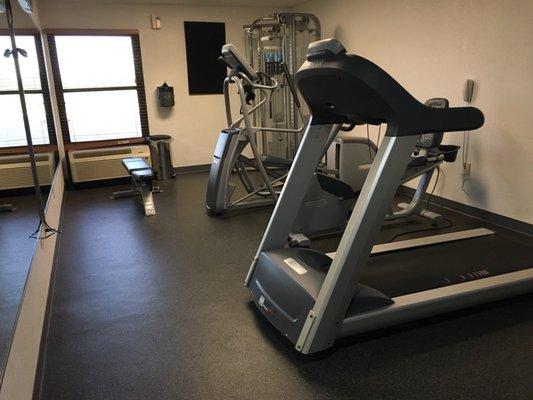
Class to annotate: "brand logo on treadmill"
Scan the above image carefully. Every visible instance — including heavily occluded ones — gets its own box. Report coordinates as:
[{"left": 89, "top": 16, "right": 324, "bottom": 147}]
[
  {"left": 459, "top": 269, "right": 491, "bottom": 281},
  {"left": 443, "top": 269, "right": 491, "bottom": 284}
]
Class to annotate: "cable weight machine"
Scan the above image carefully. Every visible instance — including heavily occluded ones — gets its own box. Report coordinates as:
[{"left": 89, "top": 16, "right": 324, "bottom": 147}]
[{"left": 243, "top": 13, "right": 320, "bottom": 159}]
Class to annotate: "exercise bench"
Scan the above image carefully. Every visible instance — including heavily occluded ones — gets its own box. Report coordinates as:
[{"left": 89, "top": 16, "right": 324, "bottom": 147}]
[{"left": 111, "top": 157, "right": 159, "bottom": 216}]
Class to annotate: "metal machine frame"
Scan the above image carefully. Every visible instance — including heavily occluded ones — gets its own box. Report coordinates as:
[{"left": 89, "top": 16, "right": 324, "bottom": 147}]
[
  {"left": 386, "top": 155, "right": 443, "bottom": 222},
  {"left": 244, "top": 13, "right": 320, "bottom": 159},
  {"left": 112, "top": 178, "right": 158, "bottom": 217}
]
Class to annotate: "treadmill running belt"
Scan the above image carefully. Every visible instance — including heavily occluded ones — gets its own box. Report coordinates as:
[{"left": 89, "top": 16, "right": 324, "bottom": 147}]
[{"left": 361, "top": 234, "right": 533, "bottom": 298}]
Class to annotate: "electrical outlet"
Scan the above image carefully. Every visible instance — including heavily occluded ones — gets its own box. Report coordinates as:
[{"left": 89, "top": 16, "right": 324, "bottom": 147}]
[{"left": 462, "top": 163, "right": 471, "bottom": 177}]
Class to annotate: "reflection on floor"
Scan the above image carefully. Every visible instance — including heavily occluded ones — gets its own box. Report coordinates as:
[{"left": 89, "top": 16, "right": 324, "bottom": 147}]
[
  {"left": 0, "top": 194, "right": 40, "bottom": 366},
  {"left": 40, "top": 173, "right": 532, "bottom": 400}
]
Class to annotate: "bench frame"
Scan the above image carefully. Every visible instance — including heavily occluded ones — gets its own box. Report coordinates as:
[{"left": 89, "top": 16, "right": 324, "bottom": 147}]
[{"left": 111, "top": 159, "right": 159, "bottom": 216}]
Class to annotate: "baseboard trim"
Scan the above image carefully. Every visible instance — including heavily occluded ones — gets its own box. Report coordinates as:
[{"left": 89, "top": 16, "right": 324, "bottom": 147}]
[
  {"left": 398, "top": 185, "right": 533, "bottom": 236},
  {"left": 0, "top": 186, "right": 51, "bottom": 197},
  {"left": 174, "top": 164, "right": 210, "bottom": 174},
  {"left": 32, "top": 203, "right": 65, "bottom": 400},
  {"left": 64, "top": 165, "right": 211, "bottom": 190},
  {"left": 66, "top": 177, "right": 131, "bottom": 190}
]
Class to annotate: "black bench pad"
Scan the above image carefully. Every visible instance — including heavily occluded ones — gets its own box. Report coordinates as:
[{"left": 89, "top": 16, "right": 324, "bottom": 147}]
[
  {"left": 132, "top": 169, "right": 154, "bottom": 182},
  {"left": 122, "top": 157, "right": 154, "bottom": 182}
]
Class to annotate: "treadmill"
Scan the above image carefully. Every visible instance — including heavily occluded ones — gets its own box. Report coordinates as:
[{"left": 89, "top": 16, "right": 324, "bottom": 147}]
[{"left": 244, "top": 39, "right": 533, "bottom": 354}]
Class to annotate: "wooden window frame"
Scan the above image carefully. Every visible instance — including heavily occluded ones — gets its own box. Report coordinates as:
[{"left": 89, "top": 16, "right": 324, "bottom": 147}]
[{"left": 45, "top": 29, "right": 149, "bottom": 150}]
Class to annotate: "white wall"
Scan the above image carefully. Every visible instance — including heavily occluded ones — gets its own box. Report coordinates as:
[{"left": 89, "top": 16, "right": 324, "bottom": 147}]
[
  {"left": 294, "top": 0, "right": 533, "bottom": 223},
  {"left": 38, "top": 0, "right": 278, "bottom": 167}
]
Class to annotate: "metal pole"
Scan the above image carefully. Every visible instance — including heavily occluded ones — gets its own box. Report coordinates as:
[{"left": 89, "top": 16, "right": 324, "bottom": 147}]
[{"left": 5, "top": 0, "right": 47, "bottom": 226}]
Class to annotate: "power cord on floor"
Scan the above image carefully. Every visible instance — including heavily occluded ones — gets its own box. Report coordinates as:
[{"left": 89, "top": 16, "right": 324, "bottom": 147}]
[{"left": 388, "top": 216, "right": 453, "bottom": 243}]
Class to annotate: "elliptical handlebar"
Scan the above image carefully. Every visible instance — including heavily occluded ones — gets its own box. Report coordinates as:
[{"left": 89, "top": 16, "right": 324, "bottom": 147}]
[
  {"left": 231, "top": 70, "right": 279, "bottom": 91},
  {"left": 222, "top": 43, "right": 305, "bottom": 135}
]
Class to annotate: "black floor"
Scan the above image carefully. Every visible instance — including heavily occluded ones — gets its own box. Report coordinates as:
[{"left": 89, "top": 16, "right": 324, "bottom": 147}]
[
  {"left": 40, "top": 173, "right": 533, "bottom": 400},
  {"left": 0, "top": 194, "right": 40, "bottom": 367}
]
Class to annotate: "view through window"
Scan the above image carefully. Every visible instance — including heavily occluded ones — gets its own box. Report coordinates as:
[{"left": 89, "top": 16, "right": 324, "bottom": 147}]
[{"left": 49, "top": 34, "right": 147, "bottom": 143}]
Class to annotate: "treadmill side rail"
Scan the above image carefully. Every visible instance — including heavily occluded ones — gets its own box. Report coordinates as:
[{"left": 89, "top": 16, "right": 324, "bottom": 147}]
[{"left": 339, "top": 268, "right": 533, "bottom": 337}]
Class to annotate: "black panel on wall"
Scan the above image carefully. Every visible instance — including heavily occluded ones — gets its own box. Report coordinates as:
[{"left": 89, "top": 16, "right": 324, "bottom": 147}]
[{"left": 184, "top": 21, "right": 226, "bottom": 95}]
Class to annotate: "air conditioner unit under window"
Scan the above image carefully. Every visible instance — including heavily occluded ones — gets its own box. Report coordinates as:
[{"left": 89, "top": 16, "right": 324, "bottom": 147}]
[
  {"left": 0, "top": 152, "right": 56, "bottom": 190},
  {"left": 68, "top": 145, "right": 151, "bottom": 183}
]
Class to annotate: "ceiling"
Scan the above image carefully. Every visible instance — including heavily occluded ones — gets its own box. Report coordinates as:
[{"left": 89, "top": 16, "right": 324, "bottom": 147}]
[{"left": 62, "top": 0, "right": 307, "bottom": 7}]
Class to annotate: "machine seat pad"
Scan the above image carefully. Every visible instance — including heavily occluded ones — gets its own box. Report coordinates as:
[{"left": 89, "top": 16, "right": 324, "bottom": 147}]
[
  {"left": 316, "top": 172, "right": 356, "bottom": 199},
  {"left": 122, "top": 157, "right": 153, "bottom": 182},
  {"left": 131, "top": 169, "right": 154, "bottom": 182}
]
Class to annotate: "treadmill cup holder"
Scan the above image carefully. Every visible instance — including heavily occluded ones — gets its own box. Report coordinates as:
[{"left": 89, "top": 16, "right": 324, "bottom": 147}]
[{"left": 437, "top": 144, "right": 460, "bottom": 163}]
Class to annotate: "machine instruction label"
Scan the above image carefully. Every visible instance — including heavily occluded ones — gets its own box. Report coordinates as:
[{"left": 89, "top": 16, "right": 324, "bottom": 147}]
[{"left": 284, "top": 258, "right": 307, "bottom": 275}]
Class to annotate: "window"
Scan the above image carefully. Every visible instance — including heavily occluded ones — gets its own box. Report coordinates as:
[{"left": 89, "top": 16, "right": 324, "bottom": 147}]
[
  {"left": 0, "top": 33, "right": 55, "bottom": 148},
  {"left": 47, "top": 32, "right": 149, "bottom": 144}
]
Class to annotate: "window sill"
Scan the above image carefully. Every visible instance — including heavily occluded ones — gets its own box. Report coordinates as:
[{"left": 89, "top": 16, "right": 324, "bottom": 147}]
[
  {"left": 0, "top": 144, "right": 58, "bottom": 156},
  {"left": 64, "top": 137, "right": 146, "bottom": 151}
]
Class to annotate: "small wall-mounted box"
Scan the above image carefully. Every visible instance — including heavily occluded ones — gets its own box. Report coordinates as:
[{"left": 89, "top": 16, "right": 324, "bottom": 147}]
[
  {"left": 151, "top": 14, "right": 162, "bottom": 30},
  {"left": 157, "top": 83, "right": 175, "bottom": 107}
]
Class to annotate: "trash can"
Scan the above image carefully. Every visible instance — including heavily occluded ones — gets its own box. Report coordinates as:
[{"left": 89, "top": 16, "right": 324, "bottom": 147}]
[{"left": 148, "top": 134, "right": 175, "bottom": 180}]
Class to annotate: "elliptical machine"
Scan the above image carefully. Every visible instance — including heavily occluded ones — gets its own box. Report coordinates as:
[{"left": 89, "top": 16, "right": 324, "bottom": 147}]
[
  {"left": 205, "top": 43, "right": 304, "bottom": 215},
  {"left": 205, "top": 44, "right": 362, "bottom": 239}
]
